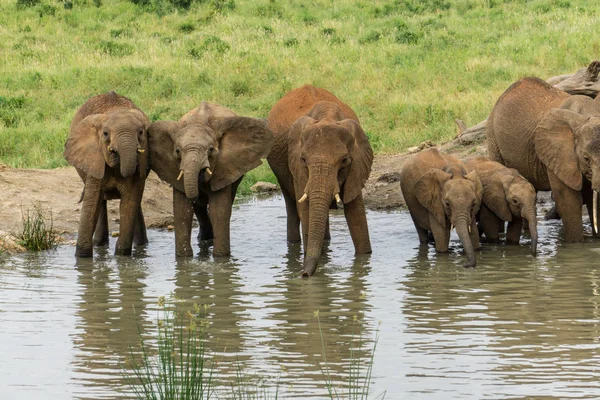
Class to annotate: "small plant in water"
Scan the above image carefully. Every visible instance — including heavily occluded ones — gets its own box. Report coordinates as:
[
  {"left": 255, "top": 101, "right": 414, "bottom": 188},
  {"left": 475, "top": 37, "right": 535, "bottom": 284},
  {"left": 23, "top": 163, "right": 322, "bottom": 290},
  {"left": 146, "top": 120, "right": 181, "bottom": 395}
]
[
  {"left": 13, "top": 204, "right": 59, "bottom": 251},
  {"left": 315, "top": 311, "right": 385, "bottom": 400},
  {"left": 124, "top": 296, "right": 216, "bottom": 399}
]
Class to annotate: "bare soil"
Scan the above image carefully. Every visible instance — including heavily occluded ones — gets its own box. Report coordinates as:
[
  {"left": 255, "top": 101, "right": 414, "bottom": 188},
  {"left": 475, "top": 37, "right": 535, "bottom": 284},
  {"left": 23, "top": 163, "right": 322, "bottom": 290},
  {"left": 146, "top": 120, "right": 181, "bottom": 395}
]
[{"left": 0, "top": 136, "right": 488, "bottom": 253}]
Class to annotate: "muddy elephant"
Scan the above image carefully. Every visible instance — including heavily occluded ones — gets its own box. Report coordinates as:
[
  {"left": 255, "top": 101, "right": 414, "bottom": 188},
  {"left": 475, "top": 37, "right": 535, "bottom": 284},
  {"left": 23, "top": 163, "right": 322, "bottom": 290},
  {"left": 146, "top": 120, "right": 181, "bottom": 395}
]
[
  {"left": 64, "top": 91, "right": 150, "bottom": 257},
  {"left": 400, "top": 148, "right": 483, "bottom": 268},
  {"left": 466, "top": 156, "right": 538, "bottom": 255},
  {"left": 148, "top": 102, "right": 273, "bottom": 257},
  {"left": 488, "top": 77, "right": 600, "bottom": 242},
  {"left": 267, "top": 85, "right": 373, "bottom": 277}
]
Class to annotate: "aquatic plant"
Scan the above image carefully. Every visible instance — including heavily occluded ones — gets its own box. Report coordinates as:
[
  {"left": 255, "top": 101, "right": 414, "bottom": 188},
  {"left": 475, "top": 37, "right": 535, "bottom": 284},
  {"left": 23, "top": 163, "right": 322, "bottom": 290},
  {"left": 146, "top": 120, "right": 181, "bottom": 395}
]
[{"left": 13, "top": 204, "right": 59, "bottom": 251}]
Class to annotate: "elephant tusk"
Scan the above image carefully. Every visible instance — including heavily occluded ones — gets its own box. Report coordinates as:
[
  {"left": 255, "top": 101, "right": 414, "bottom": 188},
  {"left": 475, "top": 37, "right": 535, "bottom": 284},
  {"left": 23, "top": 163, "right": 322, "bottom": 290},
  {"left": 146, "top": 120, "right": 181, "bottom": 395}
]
[
  {"left": 468, "top": 224, "right": 472, "bottom": 233},
  {"left": 177, "top": 170, "right": 184, "bottom": 181},
  {"left": 450, "top": 224, "right": 454, "bottom": 231},
  {"left": 137, "top": 148, "right": 145, "bottom": 153},
  {"left": 107, "top": 145, "right": 114, "bottom": 152},
  {"left": 594, "top": 190, "right": 598, "bottom": 235},
  {"left": 298, "top": 193, "right": 308, "bottom": 203},
  {"left": 335, "top": 193, "right": 341, "bottom": 203},
  {"left": 205, "top": 167, "right": 212, "bottom": 176}
]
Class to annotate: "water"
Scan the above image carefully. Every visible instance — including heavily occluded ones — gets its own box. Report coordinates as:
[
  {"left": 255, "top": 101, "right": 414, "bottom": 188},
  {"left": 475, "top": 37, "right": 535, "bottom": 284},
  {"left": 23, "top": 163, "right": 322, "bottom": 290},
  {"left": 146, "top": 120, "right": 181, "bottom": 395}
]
[{"left": 2, "top": 196, "right": 600, "bottom": 399}]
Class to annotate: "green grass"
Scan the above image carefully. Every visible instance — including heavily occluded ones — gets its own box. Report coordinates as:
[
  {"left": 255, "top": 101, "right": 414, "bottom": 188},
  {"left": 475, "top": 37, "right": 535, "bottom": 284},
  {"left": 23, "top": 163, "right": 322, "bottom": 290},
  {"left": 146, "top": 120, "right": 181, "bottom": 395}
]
[
  {"left": 12, "top": 204, "right": 60, "bottom": 251},
  {"left": 1, "top": 0, "right": 598, "bottom": 175}
]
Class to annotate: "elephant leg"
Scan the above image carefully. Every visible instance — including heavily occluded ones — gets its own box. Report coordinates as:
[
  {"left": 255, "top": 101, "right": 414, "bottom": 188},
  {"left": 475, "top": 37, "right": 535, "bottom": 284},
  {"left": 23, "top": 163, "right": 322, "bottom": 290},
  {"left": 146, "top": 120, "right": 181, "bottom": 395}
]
[
  {"left": 548, "top": 170, "right": 583, "bottom": 242},
  {"left": 487, "top": 133, "right": 505, "bottom": 164},
  {"left": 479, "top": 204, "right": 501, "bottom": 243},
  {"left": 282, "top": 186, "right": 301, "bottom": 243},
  {"left": 133, "top": 207, "right": 148, "bottom": 246},
  {"left": 344, "top": 193, "right": 372, "bottom": 254},
  {"left": 506, "top": 217, "right": 523, "bottom": 245},
  {"left": 93, "top": 199, "right": 109, "bottom": 246},
  {"left": 76, "top": 177, "right": 103, "bottom": 257},
  {"left": 408, "top": 210, "right": 429, "bottom": 245},
  {"left": 193, "top": 203, "right": 214, "bottom": 241},
  {"left": 209, "top": 187, "right": 233, "bottom": 257},
  {"left": 173, "top": 188, "right": 194, "bottom": 257},
  {"left": 115, "top": 182, "right": 144, "bottom": 256},
  {"left": 429, "top": 213, "right": 450, "bottom": 253},
  {"left": 469, "top": 217, "right": 480, "bottom": 250},
  {"left": 324, "top": 217, "right": 331, "bottom": 241}
]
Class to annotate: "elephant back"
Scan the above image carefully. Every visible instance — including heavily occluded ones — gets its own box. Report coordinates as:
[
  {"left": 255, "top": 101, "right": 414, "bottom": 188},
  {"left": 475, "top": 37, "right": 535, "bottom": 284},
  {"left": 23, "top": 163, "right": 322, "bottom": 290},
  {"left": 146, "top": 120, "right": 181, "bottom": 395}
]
[
  {"left": 267, "top": 85, "right": 358, "bottom": 135},
  {"left": 70, "top": 91, "right": 142, "bottom": 133}
]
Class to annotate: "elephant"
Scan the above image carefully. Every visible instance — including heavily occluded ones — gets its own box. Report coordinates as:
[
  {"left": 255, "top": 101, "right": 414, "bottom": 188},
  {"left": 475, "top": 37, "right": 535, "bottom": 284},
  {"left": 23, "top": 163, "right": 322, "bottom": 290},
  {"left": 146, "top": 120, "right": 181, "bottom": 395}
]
[
  {"left": 64, "top": 91, "right": 150, "bottom": 257},
  {"left": 267, "top": 85, "right": 373, "bottom": 277},
  {"left": 465, "top": 156, "right": 538, "bottom": 256},
  {"left": 487, "top": 77, "right": 600, "bottom": 242},
  {"left": 148, "top": 102, "right": 273, "bottom": 257},
  {"left": 400, "top": 148, "right": 483, "bottom": 268}
]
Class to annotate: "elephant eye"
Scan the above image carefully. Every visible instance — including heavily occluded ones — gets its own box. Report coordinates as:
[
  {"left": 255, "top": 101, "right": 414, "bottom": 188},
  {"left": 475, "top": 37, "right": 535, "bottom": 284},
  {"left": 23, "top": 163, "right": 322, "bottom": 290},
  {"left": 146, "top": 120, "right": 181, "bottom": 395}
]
[
  {"left": 208, "top": 146, "right": 214, "bottom": 154},
  {"left": 138, "top": 129, "right": 144, "bottom": 137},
  {"left": 301, "top": 156, "right": 307, "bottom": 166},
  {"left": 342, "top": 156, "right": 350, "bottom": 166},
  {"left": 445, "top": 200, "right": 450, "bottom": 207},
  {"left": 175, "top": 148, "right": 180, "bottom": 155},
  {"left": 512, "top": 198, "right": 519, "bottom": 205},
  {"left": 103, "top": 131, "right": 109, "bottom": 138},
  {"left": 583, "top": 155, "right": 591, "bottom": 163}
]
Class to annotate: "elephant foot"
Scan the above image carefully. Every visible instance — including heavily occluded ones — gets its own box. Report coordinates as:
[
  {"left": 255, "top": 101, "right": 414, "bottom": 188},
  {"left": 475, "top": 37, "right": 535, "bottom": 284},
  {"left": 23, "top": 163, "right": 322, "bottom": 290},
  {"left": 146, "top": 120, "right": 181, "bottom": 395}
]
[
  {"left": 463, "top": 259, "right": 477, "bottom": 268},
  {"left": 212, "top": 248, "right": 231, "bottom": 257},
  {"left": 75, "top": 245, "right": 93, "bottom": 258},
  {"left": 114, "top": 247, "right": 132, "bottom": 256},
  {"left": 134, "top": 237, "right": 149, "bottom": 246},
  {"left": 93, "top": 236, "right": 109, "bottom": 247}
]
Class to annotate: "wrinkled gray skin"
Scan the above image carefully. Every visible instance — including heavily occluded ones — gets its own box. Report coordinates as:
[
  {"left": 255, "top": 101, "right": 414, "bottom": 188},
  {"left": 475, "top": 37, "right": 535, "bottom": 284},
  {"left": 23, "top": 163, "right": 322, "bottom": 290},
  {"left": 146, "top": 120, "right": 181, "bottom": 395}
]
[
  {"left": 488, "top": 77, "right": 600, "bottom": 242},
  {"left": 148, "top": 102, "right": 273, "bottom": 257},
  {"left": 400, "top": 148, "right": 483, "bottom": 268},
  {"left": 64, "top": 91, "right": 150, "bottom": 257},
  {"left": 466, "top": 156, "right": 538, "bottom": 256}
]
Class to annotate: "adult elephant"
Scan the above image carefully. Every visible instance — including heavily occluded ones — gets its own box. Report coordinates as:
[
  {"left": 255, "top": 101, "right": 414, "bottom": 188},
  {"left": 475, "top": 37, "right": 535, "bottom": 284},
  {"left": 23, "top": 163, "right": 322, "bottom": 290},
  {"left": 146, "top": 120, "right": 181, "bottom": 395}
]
[
  {"left": 487, "top": 77, "right": 600, "bottom": 241},
  {"left": 466, "top": 156, "right": 538, "bottom": 256},
  {"left": 401, "top": 148, "right": 483, "bottom": 268},
  {"left": 267, "top": 85, "right": 373, "bottom": 277},
  {"left": 64, "top": 91, "right": 150, "bottom": 257},
  {"left": 148, "top": 102, "right": 273, "bottom": 257}
]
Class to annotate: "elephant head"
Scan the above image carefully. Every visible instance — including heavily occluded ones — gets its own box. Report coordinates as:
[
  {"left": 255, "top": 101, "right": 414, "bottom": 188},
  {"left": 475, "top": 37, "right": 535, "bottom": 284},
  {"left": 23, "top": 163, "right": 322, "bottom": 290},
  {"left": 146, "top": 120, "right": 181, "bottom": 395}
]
[
  {"left": 64, "top": 109, "right": 149, "bottom": 179},
  {"left": 415, "top": 168, "right": 483, "bottom": 268},
  {"left": 288, "top": 101, "right": 373, "bottom": 277},
  {"left": 482, "top": 169, "right": 538, "bottom": 256},
  {"left": 534, "top": 107, "right": 600, "bottom": 232},
  {"left": 148, "top": 105, "right": 273, "bottom": 200}
]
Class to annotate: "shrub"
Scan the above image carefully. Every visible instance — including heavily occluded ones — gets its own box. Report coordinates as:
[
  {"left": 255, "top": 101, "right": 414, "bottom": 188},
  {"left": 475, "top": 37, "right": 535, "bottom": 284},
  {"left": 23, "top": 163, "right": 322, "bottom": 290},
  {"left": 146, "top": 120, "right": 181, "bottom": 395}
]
[
  {"left": 16, "top": 0, "right": 40, "bottom": 8},
  {"left": 98, "top": 40, "right": 134, "bottom": 57},
  {"left": 13, "top": 204, "right": 59, "bottom": 251}
]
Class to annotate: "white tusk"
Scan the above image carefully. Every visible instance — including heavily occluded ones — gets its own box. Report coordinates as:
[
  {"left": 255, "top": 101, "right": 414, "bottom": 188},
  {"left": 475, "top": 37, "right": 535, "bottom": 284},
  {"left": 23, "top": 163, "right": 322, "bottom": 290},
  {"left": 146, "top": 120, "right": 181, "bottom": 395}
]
[
  {"left": 107, "top": 146, "right": 113, "bottom": 152},
  {"left": 594, "top": 190, "right": 598, "bottom": 235},
  {"left": 298, "top": 193, "right": 308, "bottom": 203},
  {"left": 468, "top": 224, "right": 472, "bottom": 233},
  {"left": 335, "top": 193, "right": 341, "bottom": 203},
  {"left": 177, "top": 170, "right": 184, "bottom": 181},
  {"left": 205, "top": 167, "right": 212, "bottom": 176},
  {"left": 137, "top": 148, "right": 145, "bottom": 153},
  {"left": 450, "top": 224, "right": 454, "bottom": 231}
]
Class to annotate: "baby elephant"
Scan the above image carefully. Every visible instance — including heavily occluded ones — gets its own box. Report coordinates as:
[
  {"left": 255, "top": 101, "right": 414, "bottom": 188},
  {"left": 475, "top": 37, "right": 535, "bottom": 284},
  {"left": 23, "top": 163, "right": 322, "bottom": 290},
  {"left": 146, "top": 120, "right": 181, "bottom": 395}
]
[
  {"left": 466, "top": 156, "right": 538, "bottom": 256},
  {"left": 148, "top": 102, "right": 273, "bottom": 257},
  {"left": 401, "top": 148, "right": 483, "bottom": 268},
  {"left": 64, "top": 91, "right": 150, "bottom": 258}
]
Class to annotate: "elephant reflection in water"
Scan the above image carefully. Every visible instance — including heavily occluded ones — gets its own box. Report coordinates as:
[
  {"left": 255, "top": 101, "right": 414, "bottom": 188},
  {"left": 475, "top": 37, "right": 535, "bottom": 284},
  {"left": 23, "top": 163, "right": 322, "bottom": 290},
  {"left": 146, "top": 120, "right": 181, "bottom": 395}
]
[{"left": 71, "top": 256, "right": 151, "bottom": 394}]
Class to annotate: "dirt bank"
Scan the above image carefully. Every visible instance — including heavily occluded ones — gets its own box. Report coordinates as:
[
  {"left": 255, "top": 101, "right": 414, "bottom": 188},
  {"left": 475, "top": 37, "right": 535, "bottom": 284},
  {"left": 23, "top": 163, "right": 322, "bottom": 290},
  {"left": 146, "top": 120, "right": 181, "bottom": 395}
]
[{"left": 0, "top": 136, "right": 488, "bottom": 252}]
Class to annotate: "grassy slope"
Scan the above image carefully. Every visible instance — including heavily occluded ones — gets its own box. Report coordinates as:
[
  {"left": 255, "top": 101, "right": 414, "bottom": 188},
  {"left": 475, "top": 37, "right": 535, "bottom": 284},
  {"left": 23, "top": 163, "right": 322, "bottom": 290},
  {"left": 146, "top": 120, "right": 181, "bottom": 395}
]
[{"left": 0, "top": 0, "right": 598, "bottom": 191}]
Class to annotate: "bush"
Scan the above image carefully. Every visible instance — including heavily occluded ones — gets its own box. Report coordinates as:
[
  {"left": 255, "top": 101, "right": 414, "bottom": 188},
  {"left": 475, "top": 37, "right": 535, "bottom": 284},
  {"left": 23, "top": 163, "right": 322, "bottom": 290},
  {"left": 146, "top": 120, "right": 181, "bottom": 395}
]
[
  {"left": 98, "top": 40, "right": 134, "bottom": 57},
  {"left": 13, "top": 204, "right": 59, "bottom": 251},
  {"left": 16, "top": 0, "right": 40, "bottom": 8}
]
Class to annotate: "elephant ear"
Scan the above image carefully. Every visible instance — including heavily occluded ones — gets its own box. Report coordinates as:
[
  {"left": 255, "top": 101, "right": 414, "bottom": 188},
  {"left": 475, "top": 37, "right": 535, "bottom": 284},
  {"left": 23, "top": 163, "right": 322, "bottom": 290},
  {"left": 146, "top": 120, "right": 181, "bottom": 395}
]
[
  {"left": 208, "top": 116, "right": 274, "bottom": 192},
  {"left": 415, "top": 169, "right": 452, "bottom": 227},
  {"left": 534, "top": 108, "right": 588, "bottom": 191},
  {"left": 148, "top": 120, "right": 185, "bottom": 192},
  {"left": 337, "top": 119, "right": 374, "bottom": 203},
  {"left": 64, "top": 114, "right": 109, "bottom": 180},
  {"left": 482, "top": 170, "right": 514, "bottom": 222},
  {"left": 465, "top": 170, "right": 484, "bottom": 212},
  {"left": 288, "top": 116, "right": 315, "bottom": 198},
  {"left": 129, "top": 109, "right": 151, "bottom": 179}
]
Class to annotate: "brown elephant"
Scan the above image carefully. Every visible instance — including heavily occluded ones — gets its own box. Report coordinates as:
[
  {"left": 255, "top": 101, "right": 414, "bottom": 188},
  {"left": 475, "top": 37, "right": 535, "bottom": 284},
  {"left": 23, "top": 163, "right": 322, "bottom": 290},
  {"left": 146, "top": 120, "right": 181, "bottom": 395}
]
[
  {"left": 466, "top": 156, "right": 538, "bottom": 256},
  {"left": 487, "top": 77, "right": 600, "bottom": 242},
  {"left": 267, "top": 85, "right": 373, "bottom": 277},
  {"left": 400, "top": 148, "right": 483, "bottom": 268},
  {"left": 148, "top": 102, "right": 273, "bottom": 257},
  {"left": 64, "top": 91, "right": 150, "bottom": 257}
]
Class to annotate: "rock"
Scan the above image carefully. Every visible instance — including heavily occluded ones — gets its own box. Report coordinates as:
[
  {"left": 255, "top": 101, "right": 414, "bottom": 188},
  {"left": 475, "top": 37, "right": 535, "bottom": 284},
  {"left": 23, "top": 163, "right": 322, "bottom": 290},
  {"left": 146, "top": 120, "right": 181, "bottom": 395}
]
[
  {"left": 111, "top": 231, "right": 119, "bottom": 237},
  {"left": 0, "top": 231, "right": 26, "bottom": 253},
  {"left": 250, "top": 182, "right": 279, "bottom": 193},
  {"left": 167, "top": 225, "right": 174, "bottom": 231}
]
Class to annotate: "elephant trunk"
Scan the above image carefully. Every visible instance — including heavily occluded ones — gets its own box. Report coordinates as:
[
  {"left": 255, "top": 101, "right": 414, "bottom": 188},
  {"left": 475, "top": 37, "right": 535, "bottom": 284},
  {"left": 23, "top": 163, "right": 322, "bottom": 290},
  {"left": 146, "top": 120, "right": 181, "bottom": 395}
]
[
  {"left": 523, "top": 207, "right": 538, "bottom": 257},
  {"left": 182, "top": 156, "right": 203, "bottom": 200},
  {"left": 116, "top": 135, "right": 138, "bottom": 178},
  {"left": 454, "top": 215, "right": 476, "bottom": 268},
  {"left": 302, "top": 165, "right": 336, "bottom": 277}
]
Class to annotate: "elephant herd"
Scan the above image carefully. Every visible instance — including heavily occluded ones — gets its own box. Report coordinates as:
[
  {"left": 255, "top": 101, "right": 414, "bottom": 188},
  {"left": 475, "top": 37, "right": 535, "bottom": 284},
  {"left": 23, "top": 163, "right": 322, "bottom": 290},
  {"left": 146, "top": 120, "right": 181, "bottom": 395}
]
[{"left": 64, "top": 76, "right": 600, "bottom": 275}]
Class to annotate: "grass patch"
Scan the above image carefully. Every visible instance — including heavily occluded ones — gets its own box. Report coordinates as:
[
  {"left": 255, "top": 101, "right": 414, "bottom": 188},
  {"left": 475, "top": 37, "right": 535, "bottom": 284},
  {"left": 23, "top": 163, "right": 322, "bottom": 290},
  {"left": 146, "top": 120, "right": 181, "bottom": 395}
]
[
  {"left": 236, "top": 162, "right": 278, "bottom": 197},
  {"left": 12, "top": 204, "right": 59, "bottom": 251},
  {"left": 1, "top": 0, "right": 598, "bottom": 168}
]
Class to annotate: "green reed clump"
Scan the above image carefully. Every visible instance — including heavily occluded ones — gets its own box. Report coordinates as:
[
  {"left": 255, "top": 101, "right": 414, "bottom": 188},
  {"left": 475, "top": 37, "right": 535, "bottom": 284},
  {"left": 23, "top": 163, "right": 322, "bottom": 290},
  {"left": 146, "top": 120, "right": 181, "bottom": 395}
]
[
  {"left": 13, "top": 204, "right": 59, "bottom": 251},
  {"left": 124, "top": 297, "right": 216, "bottom": 400},
  {"left": 315, "top": 311, "right": 385, "bottom": 400}
]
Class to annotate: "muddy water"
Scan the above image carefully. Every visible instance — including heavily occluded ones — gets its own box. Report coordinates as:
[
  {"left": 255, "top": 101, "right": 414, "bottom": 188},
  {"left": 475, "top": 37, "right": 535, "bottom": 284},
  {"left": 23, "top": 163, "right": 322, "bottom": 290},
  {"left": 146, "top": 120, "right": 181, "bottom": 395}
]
[{"left": 2, "top": 196, "right": 600, "bottom": 399}]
